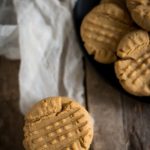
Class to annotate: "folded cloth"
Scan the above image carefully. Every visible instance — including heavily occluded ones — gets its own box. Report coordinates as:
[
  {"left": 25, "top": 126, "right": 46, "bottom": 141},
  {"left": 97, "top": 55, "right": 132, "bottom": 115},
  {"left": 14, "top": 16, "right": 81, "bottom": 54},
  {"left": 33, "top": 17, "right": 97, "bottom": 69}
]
[{"left": 0, "top": 0, "right": 84, "bottom": 114}]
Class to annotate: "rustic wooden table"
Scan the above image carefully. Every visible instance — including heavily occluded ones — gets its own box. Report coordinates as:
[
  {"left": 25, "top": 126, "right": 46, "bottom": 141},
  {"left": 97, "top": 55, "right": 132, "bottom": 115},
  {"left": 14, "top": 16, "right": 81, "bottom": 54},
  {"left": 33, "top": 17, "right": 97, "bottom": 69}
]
[{"left": 0, "top": 56, "right": 150, "bottom": 150}]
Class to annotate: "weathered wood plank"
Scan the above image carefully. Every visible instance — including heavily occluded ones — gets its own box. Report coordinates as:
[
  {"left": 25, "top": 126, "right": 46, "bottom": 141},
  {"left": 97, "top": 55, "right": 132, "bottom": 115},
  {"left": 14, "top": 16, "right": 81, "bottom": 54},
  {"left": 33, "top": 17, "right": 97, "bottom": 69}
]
[
  {"left": 85, "top": 60, "right": 125, "bottom": 150},
  {"left": 122, "top": 95, "right": 150, "bottom": 150},
  {"left": 0, "top": 57, "right": 24, "bottom": 150}
]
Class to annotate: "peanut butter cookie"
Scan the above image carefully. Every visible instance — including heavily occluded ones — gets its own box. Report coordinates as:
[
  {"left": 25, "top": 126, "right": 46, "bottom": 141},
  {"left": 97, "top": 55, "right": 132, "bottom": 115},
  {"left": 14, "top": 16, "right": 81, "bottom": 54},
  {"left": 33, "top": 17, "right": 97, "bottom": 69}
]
[
  {"left": 127, "top": 0, "right": 150, "bottom": 31},
  {"left": 81, "top": 3, "right": 132, "bottom": 64},
  {"left": 23, "top": 97, "right": 94, "bottom": 150},
  {"left": 115, "top": 30, "right": 150, "bottom": 96}
]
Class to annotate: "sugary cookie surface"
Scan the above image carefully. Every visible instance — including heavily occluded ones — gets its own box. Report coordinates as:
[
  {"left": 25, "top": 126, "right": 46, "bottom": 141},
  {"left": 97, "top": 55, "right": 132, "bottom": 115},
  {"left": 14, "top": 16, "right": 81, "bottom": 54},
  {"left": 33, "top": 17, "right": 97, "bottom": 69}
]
[
  {"left": 80, "top": 3, "right": 132, "bottom": 64},
  {"left": 115, "top": 30, "right": 150, "bottom": 96},
  {"left": 23, "top": 97, "right": 93, "bottom": 150}
]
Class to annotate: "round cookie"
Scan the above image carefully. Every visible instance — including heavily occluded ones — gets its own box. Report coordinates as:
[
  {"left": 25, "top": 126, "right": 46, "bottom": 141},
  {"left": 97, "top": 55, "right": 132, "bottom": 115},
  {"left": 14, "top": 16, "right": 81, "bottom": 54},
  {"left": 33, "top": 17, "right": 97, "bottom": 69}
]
[
  {"left": 80, "top": 3, "right": 133, "bottom": 64},
  {"left": 115, "top": 30, "right": 150, "bottom": 96},
  {"left": 126, "top": 0, "right": 150, "bottom": 31},
  {"left": 23, "top": 97, "right": 94, "bottom": 150}
]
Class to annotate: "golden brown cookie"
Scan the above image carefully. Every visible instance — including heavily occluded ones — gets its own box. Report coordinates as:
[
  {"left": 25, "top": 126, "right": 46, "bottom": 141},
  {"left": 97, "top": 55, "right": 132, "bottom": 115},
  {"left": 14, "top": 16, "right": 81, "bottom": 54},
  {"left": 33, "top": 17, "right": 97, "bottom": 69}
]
[
  {"left": 23, "top": 97, "right": 94, "bottom": 150},
  {"left": 126, "top": 0, "right": 150, "bottom": 31},
  {"left": 80, "top": 3, "right": 133, "bottom": 64},
  {"left": 115, "top": 30, "right": 150, "bottom": 96}
]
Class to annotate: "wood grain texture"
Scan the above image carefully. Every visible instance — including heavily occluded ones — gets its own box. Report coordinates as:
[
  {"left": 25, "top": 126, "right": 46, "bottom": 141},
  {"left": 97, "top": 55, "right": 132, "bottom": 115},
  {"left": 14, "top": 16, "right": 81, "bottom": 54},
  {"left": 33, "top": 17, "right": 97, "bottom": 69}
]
[
  {"left": 85, "top": 59, "right": 150, "bottom": 150},
  {"left": 85, "top": 60, "right": 125, "bottom": 150},
  {"left": 0, "top": 57, "right": 24, "bottom": 150},
  {"left": 122, "top": 95, "right": 150, "bottom": 150}
]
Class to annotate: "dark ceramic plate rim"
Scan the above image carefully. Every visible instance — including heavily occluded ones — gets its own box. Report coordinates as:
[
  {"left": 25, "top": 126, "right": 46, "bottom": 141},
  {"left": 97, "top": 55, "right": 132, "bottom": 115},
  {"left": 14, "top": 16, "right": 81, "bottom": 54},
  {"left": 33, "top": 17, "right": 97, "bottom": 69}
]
[{"left": 73, "top": 0, "right": 150, "bottom": 102}]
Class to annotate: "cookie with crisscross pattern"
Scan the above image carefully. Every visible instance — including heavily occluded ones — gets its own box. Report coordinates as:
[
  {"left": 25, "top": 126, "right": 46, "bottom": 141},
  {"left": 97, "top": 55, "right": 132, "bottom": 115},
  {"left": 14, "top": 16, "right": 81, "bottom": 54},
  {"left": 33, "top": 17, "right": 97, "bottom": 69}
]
[
  {"left": 23, "top": 97, "right": 93, "bottom": 150},
  {"left": 115, "top": 30, "right": 150, "bottom": 96},
  {"left": 80, "top": 3, "right": 133, "bottom": 64},
  {"left": 127, "top": 0, "right": 150, "bottom": 31}
]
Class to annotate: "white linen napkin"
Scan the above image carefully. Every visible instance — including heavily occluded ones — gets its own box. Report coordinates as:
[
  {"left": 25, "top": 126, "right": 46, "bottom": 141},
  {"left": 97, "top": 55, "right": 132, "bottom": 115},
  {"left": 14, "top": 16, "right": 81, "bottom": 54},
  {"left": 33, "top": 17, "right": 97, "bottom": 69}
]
[{"left": 0, "top": 0, "right": 84, "bottom": 114}]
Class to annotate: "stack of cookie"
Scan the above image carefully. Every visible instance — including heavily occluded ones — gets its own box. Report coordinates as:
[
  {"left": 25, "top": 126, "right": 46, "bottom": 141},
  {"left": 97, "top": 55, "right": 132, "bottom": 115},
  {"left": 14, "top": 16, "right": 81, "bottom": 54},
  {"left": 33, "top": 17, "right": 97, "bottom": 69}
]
[{"left": 81, "top": 0, "right": 150, "bottom": 96}]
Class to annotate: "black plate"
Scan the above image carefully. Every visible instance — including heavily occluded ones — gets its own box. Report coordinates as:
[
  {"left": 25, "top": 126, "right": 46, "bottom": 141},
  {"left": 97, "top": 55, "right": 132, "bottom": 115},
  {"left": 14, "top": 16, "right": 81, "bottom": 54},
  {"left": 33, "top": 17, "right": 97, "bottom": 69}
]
[{"left": 73, "top": 0, "right": 150, "bottom": 102}]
